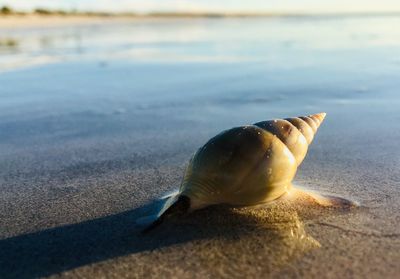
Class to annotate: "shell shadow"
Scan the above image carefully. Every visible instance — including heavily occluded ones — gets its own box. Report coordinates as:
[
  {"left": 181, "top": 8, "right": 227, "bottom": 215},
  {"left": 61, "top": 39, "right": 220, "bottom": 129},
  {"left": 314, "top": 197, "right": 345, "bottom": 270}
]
[
  {"left": 0, "top": 199, "right": 320, "bottom": 278},
  {"left": 130, "top": 204, "right": 321, "bottom": 278}
]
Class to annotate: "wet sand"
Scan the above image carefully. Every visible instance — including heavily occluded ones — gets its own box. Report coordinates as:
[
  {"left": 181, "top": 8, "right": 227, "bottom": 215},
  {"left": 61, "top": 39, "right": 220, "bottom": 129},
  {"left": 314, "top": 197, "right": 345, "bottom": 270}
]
[
  {"left": 1, "top": 105, "right": 399, "bottom": 278},
  {"left": 1, "top": 17, "right": 400, "bottom": 278}
]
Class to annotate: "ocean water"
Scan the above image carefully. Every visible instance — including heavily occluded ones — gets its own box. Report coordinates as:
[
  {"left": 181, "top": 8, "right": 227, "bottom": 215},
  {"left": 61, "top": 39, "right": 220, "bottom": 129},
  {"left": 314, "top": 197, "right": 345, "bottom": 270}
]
[{"left": 1, "top": 16, "right": 400, "bottom": 144}]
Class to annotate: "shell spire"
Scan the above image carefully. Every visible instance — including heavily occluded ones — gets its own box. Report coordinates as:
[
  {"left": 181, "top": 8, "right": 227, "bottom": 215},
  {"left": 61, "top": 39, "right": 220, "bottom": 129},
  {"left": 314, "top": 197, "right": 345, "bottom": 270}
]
[
  {"left": 284, "top": 112, "right": 326, "bottom": 145},
  {"left": 254, "top": 112, "right": 326, "bottom": 166},
  {"left": 308, "top": 112, "right": 326, "bottom": 129}
]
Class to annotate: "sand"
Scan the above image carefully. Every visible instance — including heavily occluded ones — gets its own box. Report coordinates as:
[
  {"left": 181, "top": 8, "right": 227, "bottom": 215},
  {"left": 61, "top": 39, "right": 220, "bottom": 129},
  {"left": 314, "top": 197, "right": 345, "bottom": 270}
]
[
  {"left": 1, "top": 109, "right": 399, "bottom": 278},
  {"left": 0, "top": 16, "right": 400, "bottom": 278},
  {"left": 0, "top": 15, "right": 196, "bottom": 29},
  {"left": 0, "top": 15, "right": 118, "bottom": 29}
]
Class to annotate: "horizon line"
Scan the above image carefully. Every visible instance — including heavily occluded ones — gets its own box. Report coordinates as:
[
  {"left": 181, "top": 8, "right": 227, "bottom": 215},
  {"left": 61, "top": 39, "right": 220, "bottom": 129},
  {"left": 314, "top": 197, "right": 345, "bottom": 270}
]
[{"left": 2, "top": 8, "right": 400, "bottom": 18}]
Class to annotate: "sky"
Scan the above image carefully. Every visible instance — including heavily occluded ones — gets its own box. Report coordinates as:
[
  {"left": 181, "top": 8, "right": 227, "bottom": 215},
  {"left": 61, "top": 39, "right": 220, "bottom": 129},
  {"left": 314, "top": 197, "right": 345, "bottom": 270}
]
[{"left": 2, "top": 0, "right": 400, "bottom": 13}]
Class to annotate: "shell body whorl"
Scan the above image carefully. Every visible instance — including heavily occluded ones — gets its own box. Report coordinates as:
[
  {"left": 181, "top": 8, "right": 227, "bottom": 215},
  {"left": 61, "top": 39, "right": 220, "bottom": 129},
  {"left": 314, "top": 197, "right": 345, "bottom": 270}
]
[
  {"left": 180, "top": 113, "right": 326, "bottom": 210},
  {"left": 180, "top": 125, "right": 297, "bottom": 208}
]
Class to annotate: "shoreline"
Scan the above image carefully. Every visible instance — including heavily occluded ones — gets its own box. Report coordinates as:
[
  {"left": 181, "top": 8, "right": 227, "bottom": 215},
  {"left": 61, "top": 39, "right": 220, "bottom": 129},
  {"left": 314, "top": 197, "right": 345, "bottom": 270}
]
[
  {"left": 1, "top": 12, "right": 400, "bottom": 29},
  {"left": 0, "top": 15, "right": 146, "bottom": 29}
]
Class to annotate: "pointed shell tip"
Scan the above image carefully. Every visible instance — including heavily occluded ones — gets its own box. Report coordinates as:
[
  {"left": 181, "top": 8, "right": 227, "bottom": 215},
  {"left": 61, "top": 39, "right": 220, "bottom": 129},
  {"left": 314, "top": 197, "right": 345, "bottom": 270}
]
[
  {"left": 308, "top": 112, "right": 326, "bottom": 128},
  {"left": 310, "top": 112, "right": 326, "bottom": 119},
  {"left": 318, "top": 112, "right": 326, "bottom": 121}
]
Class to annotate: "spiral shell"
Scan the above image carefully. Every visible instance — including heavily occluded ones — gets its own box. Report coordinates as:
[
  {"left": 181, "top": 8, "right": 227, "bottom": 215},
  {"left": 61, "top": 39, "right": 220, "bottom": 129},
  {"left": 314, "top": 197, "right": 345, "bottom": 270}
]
[
  {"left": 180, "top": 113, "right": 326, "bottom": 209},
  {"left": 139, "top": 113, "right": 327, "bottom": 231}
]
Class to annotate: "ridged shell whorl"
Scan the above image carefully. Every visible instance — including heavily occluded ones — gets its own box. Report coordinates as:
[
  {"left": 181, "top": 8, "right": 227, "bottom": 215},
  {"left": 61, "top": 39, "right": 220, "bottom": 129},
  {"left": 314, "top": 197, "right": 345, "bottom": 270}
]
[
  {"left": 254, "top": 113, "right": 326, "bottom": 166},
  {"left": 180, "top": 113, "right": 326, "bottom": 210}
]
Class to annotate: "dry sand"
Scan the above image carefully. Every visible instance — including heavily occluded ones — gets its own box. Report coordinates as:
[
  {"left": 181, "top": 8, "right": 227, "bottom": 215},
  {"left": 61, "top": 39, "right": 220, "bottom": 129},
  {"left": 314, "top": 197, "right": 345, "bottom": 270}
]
[
  {"left": 0, "top": 15, "right": 193, "bottom": 29},
  {"left": 0, "top": 15, "right": 118, "bottom": 29}
]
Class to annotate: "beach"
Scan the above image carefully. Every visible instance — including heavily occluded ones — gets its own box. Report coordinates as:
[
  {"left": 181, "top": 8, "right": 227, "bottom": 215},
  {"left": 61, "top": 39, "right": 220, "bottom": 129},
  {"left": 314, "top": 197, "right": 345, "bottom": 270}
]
[
  {"left": 0, "top": 15, "right": 399, "bottom": 278},
  {"left": 0, "top": 15, "right": 185, "bottom": 29}
]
